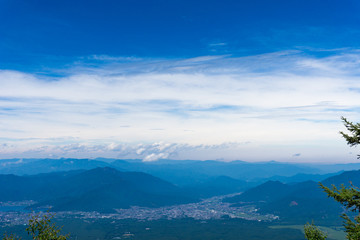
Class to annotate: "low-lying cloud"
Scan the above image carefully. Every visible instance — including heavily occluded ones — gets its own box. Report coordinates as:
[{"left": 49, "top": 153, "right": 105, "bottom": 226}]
[{"left": 0, "top": 141, "right": 252, "bottom": 162}]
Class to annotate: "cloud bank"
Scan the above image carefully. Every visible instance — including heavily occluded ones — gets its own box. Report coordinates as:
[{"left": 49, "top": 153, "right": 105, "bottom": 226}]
[{"left": 1, "top": 50, "right": 360, "bottom": 162}]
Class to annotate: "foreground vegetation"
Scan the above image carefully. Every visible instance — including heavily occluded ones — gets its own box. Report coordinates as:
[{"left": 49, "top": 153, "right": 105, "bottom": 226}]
[
  {"left": 305, "top": 117, "right": 360, "bottom": 240},
  {"left": 2, "top": 213, "right": 68, "bottom": 240},
  {"left": 2, "top": 217, "right": 308, "bottom": 240}
]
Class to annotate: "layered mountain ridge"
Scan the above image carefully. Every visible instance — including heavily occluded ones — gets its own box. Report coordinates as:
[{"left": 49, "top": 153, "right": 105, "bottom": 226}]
[{"left": 0, "top": 167, "right": 197, "bottom": 213}]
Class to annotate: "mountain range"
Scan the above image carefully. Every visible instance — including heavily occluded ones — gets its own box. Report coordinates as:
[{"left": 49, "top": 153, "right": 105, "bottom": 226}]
[
  {"left": 1, "top": 158, "right": 360, "bottom": 219},
  {"left": 0, "top": 167, "right": 197, "bottom": 213},
  {"left": 1, "top": 158, "right": 359, "bottom": 186},
  {"left": 224, "top": 170, "right": 360, "bottom": 224}
]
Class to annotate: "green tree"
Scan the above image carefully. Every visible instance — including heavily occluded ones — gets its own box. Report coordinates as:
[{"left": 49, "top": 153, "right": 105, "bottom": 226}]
[
  {"left": 319, "top": 117, "right": 360, "bottom": 239},
  {"left": 305, "top": 117, "right": 360, "bottom": 240},
  {"left": 340, "top": 116, "right": 360, "bottom": 157},
  {"left": 2, "top": 234, "right": 19, "bottom": 240},
  {"left": 304, "top": 222, "right": 327, "bottom": 240},
  {"left": 3, "top": 213, "right": 69, "bottom": 240}
]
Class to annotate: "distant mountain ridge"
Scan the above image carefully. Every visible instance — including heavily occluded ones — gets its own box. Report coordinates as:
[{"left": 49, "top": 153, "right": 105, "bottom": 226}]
[
  {"left": 1, "top": 158, "right": 359, "bottom": 220},
  {"left": 0, "top": 158, "right": 112, "bottom": 175},
  {"left": 0, "top": 167, "right": 197, "bottom": 213},
  {"left": 2, "top": 158, "right": 358, "bottom": 186},
  {"left": 322, "top": 169, "right": 360, "bottom": 187},
  {"left": 264, "top": 172, "right": 343, "bottom": 184},
  {"left": 225, "top": 180, "right": 291, "bottom": 204},
  {"left": 224, "top": 170, "right": 360, "bottom": 224},
  {"left": 1, "top": 158, "right": 360, "bottom": 209}
]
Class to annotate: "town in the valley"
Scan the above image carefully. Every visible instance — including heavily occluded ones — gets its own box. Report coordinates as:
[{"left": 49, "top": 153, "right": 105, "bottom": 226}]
[{"left": 0, "top": 193, "right": 278, "bottom": 227}]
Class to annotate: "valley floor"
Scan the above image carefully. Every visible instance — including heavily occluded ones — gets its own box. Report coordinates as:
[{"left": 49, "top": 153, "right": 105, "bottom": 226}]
[
  {"left": 0, "top": 195, "right": 344, "bottom": 240},
  {"left": 1, "top": 218, "right": 314, "bottom": 240},
  {"left": 0, "top": 193, "right": 276, "bottom": 227},
  {"left": 270, "top": 225, "right": 346, "bottom": 240}
]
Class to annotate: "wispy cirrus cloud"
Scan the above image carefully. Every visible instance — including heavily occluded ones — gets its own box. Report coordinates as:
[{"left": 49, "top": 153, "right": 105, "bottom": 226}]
[{"left": 1, "top": 50, "right": 360, "bottom": 162}]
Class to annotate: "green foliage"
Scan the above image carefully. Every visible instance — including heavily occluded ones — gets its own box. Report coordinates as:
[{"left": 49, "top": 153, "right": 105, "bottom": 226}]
[
  {"left": 304, "top": 222, "right": 327, "bottom": 240},
  {"left": 2, "top": 213, "right": 69, "bottom": 240},
  {"left": 303, "top": 117, "right": 360, "bottom": 239},
  {"left": 320, "top": 183, "right": 360, "bottom": 239},
  {"left": 342, "top": 214, "right": 360, "bottom": 240},
  {"left": 340, "top": 117, "right": 360, "bottom": 158},
  {"left": 2, "top": 234, "right": 20, "bottom": 240},
  {"left": 26, "top": 213, "right": 69, "bottom": 240},
  {"left": 319, "top": 183, "right": 360, "bottom": 213},
  {"left": 312, "top": 117, "right": 360, "bottom": 239}
]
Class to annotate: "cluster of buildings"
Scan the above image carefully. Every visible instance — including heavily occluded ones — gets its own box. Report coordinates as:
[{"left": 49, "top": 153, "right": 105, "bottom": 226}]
[{"left": 0, "top": 195, "right": 278, "bottom": 227}]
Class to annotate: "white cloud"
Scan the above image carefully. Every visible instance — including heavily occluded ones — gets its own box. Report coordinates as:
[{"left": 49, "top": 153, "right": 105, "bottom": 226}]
[
  {"left": 1, "top": 50, "right": 360, "bottom": 161},
  {"left": 0, "top": 141, "right": 252, "bottom": 161},
  {"left": 143, "top": 153, "right": 169, "bottom": 162}
]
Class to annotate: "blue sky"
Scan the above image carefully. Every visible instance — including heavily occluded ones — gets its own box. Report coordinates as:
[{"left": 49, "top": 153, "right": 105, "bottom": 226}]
[{"left": 1, "top": 0, "right": 360, "bottom": 162}]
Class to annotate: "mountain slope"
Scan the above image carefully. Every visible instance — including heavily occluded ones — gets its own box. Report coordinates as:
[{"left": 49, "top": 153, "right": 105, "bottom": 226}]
[
  {"left": 0, "top": 167, "right": 198, "bottom": 213},
  {"left": 259, "top": 181, "right": 341, "bottom": 222},
  {"left": 322, "top": 170, "right": 360, "bottom": 187},
  {"left": 224, "top": 181, "right": 291, "bottom": 204},
  {"left": 182, "top": 176, "right": 253, "bottom": 198},
  {"left": 223, "top": 171, "right": 360, "bottom": 223}
]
